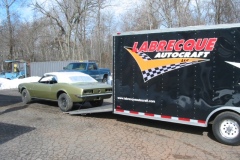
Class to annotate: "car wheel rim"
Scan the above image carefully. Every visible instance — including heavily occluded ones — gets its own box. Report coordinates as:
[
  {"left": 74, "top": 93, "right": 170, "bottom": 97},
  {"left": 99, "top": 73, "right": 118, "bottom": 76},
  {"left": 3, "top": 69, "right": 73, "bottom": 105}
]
[
  {"left": 60, "top": 97, "right": 67, "bottom": 108},
  {"left": 103, "top": 78, "right": 107, "bottom": 83},
  {"left": 22, "top": 92, "right": 26, "bottom": 100},
  {"left": 219, "top": 119, "right": 239, "bottom": 139}
]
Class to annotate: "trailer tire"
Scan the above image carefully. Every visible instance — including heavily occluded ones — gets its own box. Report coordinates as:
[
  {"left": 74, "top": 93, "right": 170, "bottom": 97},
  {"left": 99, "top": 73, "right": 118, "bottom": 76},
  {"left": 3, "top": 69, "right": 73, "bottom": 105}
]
[
  {"left": 58, "top": 93, "right": 73, "bottom": 112},
  {"left": 21, "top": 89, "right": 31, "bottom": 104},
  {"left": 212, "top": 112, "right": 240, "bottom": 145},
  {"left": 90, "top": 99, "right": 103, "bottom": 107}
]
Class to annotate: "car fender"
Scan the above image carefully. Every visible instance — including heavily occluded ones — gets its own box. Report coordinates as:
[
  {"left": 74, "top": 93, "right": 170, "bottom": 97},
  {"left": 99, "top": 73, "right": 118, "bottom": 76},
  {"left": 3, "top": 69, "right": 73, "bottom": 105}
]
[{"left": 56, "top": 86, "right": 82, "bottom": 101}]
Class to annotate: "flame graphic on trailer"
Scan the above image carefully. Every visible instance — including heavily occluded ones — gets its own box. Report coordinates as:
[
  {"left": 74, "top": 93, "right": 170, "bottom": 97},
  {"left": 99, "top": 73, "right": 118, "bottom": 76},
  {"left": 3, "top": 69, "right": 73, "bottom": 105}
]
[{"left": 125, "top": 47, "right": 209, "bottom": 82}]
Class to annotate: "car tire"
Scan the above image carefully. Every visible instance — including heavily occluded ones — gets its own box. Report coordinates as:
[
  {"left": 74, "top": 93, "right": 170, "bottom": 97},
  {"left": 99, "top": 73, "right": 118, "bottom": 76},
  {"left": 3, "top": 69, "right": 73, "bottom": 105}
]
[
  {"left": 21, "top": 89, "right": 31, "bottom": 104},
  {"left": 212, "top": 111, "right": 240, "bottom": 145},
  {"left": 58, "top": 93, "right": 73, "bottom": 112},
  {"left": 90, "top": 99, "right": 103, "bottom": 107},
  {"left": 102, "top": 77, "right": 107, "bottom": 83}
]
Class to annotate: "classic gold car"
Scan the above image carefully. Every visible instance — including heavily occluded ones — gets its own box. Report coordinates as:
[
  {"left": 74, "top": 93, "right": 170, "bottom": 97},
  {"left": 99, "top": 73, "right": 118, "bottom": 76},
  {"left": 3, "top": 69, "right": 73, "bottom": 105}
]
[{"left": 18, "top": 72, "right": 112, "bottom": 112}]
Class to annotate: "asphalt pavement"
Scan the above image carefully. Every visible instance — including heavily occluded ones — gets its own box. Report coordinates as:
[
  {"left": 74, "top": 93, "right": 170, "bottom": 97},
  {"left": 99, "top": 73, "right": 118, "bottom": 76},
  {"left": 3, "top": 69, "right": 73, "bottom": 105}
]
[{"left": 0, "top": 89, "right": 240, "bottom": 160}]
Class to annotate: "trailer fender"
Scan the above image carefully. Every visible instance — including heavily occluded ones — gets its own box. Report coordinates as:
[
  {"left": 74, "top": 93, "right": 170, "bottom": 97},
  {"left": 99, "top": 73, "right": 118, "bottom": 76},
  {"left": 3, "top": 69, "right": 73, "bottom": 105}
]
[{"left": 206, "top": 106, "right": 240, "bottom": 126}]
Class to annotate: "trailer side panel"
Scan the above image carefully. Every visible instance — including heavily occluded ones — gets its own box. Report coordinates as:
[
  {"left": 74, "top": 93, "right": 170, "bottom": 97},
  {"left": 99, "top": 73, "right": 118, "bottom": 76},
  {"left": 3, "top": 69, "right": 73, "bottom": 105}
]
[{"left": 113, "top": 25, "right": 240, "bottom": 126}]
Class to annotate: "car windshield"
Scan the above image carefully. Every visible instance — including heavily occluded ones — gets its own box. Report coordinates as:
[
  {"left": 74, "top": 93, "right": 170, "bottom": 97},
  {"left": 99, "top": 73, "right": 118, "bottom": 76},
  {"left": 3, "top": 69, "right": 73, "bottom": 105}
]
[
  {"left": 68, "top": 75, "right": 97, "bottom": 83},
  {"left": 66, "top": 63, "right": 87, "bottom": 70}
]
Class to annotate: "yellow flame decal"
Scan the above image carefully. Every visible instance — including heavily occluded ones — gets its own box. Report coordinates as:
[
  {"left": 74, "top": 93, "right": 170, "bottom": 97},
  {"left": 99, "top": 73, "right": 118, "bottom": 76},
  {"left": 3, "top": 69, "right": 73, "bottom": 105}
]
[{"left": 125, "top": 48, "right": 208, "bottom": 72}]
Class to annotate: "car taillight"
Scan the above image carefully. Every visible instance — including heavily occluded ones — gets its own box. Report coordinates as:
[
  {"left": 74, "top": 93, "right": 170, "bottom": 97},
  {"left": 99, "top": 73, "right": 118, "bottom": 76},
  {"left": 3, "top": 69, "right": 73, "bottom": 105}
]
[
  {"left": 105, "top": 88, "right": 112, "bottom": 92},
  {"left": 83, "top": 90, "right": 93, "bottom": 94}
]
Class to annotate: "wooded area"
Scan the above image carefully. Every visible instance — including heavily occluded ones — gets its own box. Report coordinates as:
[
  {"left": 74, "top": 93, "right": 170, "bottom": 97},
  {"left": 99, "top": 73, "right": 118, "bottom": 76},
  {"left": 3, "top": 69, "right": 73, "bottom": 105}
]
[{"left": 0, "top": 0, "right": 240, "bottom": 69}]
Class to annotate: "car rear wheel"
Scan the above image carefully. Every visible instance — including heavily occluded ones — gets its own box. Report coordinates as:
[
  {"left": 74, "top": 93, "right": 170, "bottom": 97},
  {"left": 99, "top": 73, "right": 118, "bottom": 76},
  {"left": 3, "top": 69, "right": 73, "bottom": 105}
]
[
  {"left": 212, "top": 112, "right": 240, "bottom": 145},
  {"left": 21, "top": 89, "right": 31, "bottom": 104},
  {"left": 58, "top": 93, "right": 73, "bottom": 112},
  {"left": 90, "top": 99, "right": 103, "bottom": 107}
]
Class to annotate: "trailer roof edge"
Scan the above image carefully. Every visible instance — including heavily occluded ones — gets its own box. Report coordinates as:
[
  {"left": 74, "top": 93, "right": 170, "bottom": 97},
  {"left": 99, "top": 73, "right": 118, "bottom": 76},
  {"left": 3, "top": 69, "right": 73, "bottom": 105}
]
[{"left": 114, "top": 23, "right": 240, "bottom": 36}]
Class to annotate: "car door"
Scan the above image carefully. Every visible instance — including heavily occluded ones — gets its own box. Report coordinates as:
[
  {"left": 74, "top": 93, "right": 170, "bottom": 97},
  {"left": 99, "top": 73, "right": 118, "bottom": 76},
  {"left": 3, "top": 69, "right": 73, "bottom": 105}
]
[
  {"left": 87, "top": 63, "right": 101, "bottom": 81},
  {"left": 31, "top": 75, "right": 55, "bottom": 100}
]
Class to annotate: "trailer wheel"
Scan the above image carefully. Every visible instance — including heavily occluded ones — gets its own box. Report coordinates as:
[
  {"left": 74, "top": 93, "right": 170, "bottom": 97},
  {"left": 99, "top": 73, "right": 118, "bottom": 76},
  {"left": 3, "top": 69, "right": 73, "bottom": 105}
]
[
  {"left": 90, "top": 99, "right": 103, "bottom": 107},
  {"left": 21, "top": 89, "right": 31, "bottom": 104},
  {"left": 212, "top": 112, "right": 240, "bottom": 145},
  {"left": 58, "top": 93, "right": 73, "bottom": 112}
]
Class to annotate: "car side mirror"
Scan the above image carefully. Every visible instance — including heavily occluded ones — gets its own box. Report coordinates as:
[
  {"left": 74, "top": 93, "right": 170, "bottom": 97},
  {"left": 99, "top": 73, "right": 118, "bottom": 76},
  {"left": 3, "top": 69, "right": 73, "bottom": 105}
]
[{"left": 63, "top": 67, "right": 66, "bottom": 70}]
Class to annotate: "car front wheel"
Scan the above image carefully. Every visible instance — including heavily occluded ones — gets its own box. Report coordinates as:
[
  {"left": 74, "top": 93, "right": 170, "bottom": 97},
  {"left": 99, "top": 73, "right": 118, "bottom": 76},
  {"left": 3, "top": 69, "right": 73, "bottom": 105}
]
[
  {"left": 212, "top": 111, "right": 240, "bottom": 145},
  {"left": 90, "top": 99, "right": 103, "bottom": 107},
  {"left": 21, "top": 89, "right": 31, "bottom": 104},
  {"left": 58, "top": 93, "right": 73, "bottom": 112}
]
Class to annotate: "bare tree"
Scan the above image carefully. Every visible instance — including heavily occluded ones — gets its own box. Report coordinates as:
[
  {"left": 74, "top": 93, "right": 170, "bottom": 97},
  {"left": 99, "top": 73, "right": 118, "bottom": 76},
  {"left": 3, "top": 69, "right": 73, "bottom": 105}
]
[
  {"left": 120, "top": 1, "right": 157, "bottom": 31},
  {"left": 34, "top": 0, "right": 99, "bottom": 60},
  {"left": 211, "top": 0, "right": 240, "bottom": 24},
  {"left": 193, "top": 0, "right": 212, "bottom": 25},
  {"left": 3, "top": 0, "right": 240, "bottom": 69},
  {"left": 0, "top": 0, "right": 17, "bottom": 60},
  {"left": 15, "top": 17, "right": 52, "bottom": 62}
]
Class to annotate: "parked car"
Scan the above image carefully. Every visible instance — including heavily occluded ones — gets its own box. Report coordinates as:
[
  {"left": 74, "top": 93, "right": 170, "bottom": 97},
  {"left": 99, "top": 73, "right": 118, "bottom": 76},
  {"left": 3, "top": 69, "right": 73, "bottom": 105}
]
[
  {"left": 62, "top": 61, "right": 111, "bottom": 83},
  {"left": 18, "top": 72, "right": 112, "bottom": 112}
]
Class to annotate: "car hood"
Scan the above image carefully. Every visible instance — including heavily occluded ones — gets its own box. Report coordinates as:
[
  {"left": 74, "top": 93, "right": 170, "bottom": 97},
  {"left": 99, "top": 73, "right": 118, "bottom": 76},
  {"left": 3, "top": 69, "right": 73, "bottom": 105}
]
[{"left": 71, "top": 82, "right": 112, "bottom": 89}]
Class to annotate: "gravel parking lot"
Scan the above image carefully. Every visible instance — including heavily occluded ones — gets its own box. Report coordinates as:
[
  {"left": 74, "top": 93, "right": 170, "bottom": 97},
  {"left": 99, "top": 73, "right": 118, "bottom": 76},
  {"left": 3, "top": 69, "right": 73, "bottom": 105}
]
[{"left": 0, "top": 89, "right": 240, "bottom": 160}]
